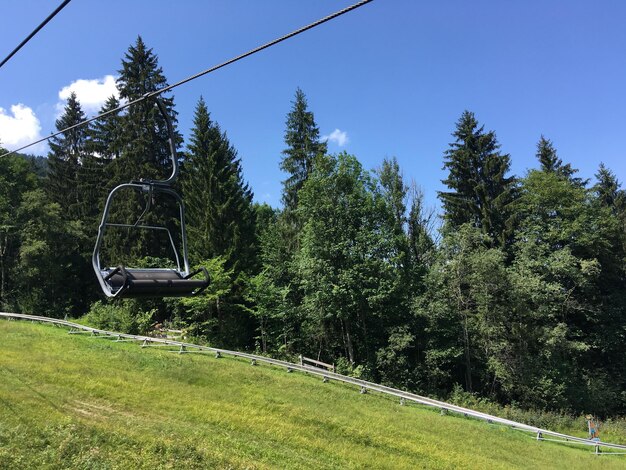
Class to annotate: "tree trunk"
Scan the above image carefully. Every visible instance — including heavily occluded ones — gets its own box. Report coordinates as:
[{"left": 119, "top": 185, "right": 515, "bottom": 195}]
[
  {"left": 216, "top": 296, "right": 223, "bottom": 336},
  {"left": 456, "top": 261, "right": 473, "bottom": 392},
  {"left": 0, "top": 232, "right": 7, "bottom": 307},
  {"left": 260, "top": 317, "right": 267, "bottom": 353},
  {"left": 343, "top": 318, "right": 355, "bottom": 364},
  {"left": 462, "top": 312, "right": 473, "bottom": 392}
]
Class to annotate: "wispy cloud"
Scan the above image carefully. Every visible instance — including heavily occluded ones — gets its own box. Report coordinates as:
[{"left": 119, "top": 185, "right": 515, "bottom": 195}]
[
  {"left": 322, "top": 128, "right": 349, "bottom": 147},
  {"left": 0, "top": 104, "right": 45, "bottom": 154},
  {"left": 57, "top": 75, "right": 119, "bottom": 114}
]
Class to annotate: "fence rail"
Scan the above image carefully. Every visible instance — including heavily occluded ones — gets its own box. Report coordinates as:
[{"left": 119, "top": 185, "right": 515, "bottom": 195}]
[
  {"left": 299, "top": 355, "right": 335, "bottom": 372},
  {"left": 2, "top": 311, "right": 625, "bottom": 454}
]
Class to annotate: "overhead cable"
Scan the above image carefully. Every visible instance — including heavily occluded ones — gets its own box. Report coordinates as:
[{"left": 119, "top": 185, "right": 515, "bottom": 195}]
[
  {"left": 0, "top": 0, "right": 73, "bottom": 70},
  {"left": 0, "top": 0, "right": 373, "bottom": 158}
]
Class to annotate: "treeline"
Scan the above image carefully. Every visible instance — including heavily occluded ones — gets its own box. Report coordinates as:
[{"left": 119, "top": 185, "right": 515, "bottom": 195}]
[{"left": 1, "top": 37, "right": 624, "bottom": 416}]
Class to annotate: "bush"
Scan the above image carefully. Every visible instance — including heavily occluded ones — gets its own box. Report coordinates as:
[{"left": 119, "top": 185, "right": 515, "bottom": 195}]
[
  {"left": 446, "top": 383, "right": 626, "bottom": 443},
  {"left": 83, "top": 301, "right": 155, "bottom": 335}
]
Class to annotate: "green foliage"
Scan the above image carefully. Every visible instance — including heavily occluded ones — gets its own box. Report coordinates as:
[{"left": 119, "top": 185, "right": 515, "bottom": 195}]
[
  {"left": 42, "top": 93, "right": 101, "bottom": 315},
  {"left": 280, "top": 87, "right": 327, "bottom": 213},
  {"left": 47, "top": 92, "right": 90, "bottom": 221},
  {"left": 439, "top": 111, "right": 516, "bottom": 247},
  {"left": 295, "top": 153, "right": 416, "bottom": 376},
  {"left": 505, "top": 169, "right": 626, "bottom": 413},
  {"left": 245, "top": 269, "right": 290, "bottom": 354},
  {"left": 104, "top": 36, "right": 182, "bottom": 265},
  {"left": 536, "top": 135, "right": 586, "bottom": 187},
  {"left": 416, "top": 225, "right": 510, "bottom": 396},
  {"left": 88, "top": 95, "right": 123, "bottom": 163},
  {"left": 182, "top": 96, "right": 256, "bottom": 273},
  {"left": 0, "top": 151, "right": 38, "bottom": 309},
  {"left": 171, "top": 258, "right": 253, "bottom": 349},
  {"left": 115, "top": 36, "right": 181, "bottom": 181},
  {"left": 84, "top": 300, "right": 155, "bottom": 335},
  {"left": 3, "top": 320, "right": 626, "bottom": 469},
  {"left": 16, "top": 189, "right": 92, "bottom": 316},
  {"left": 3, "top": 40, "right": 625, "bottom": 423}
]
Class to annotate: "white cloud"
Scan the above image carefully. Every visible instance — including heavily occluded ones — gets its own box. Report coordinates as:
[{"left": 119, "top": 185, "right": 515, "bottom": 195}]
[
  {"left": 58, "top": 75, "right": 119, "bottom": 114},
  {"left": 322, "top": 128, "right": 349, "bottom": 147},
  {"left": 0, "top": 104, "right": 45, "bottom": 153}
]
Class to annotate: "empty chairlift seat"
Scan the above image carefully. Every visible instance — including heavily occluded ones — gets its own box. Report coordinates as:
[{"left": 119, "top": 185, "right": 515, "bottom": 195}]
[
  {"left": 102, "top": 266, "right": 209, "bottom": 298},
  {"left": 92, "top": 98, "right": 209, "bottom": 299}
]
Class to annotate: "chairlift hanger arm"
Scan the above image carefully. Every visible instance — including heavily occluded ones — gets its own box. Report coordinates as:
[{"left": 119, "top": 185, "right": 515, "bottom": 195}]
[{"left": 153, "top": 97, "right": 179, "bottom": 186}]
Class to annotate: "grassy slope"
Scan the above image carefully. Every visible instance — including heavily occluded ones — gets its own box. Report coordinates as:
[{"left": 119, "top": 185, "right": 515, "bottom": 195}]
[{"left": 0, "top": 320, "right": 623, "bottom": 469}]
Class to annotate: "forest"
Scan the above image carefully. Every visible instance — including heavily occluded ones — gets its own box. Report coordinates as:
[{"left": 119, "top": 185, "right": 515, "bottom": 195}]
[{"left": 1, "top": 37, "right": 624, "bottom": 418}]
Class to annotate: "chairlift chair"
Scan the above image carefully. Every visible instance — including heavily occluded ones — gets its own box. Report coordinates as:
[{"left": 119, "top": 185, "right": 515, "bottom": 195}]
[{"left": 92, "top": 98, "right": 209, "bottom": 298}]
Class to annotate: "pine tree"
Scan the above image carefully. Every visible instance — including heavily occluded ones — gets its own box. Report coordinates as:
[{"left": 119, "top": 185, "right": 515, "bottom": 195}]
[
  {"left": 594, "top": 163, "right": 624, "bottom": 213},
  {"left": 536, "top": 135, "right": 561, "bottom": 173},
  {"left": 536, "top": 135, "right": 586, "bottom": 186},
  {"left": 115, "top": 36, "right": 181, "bottom": 184},
  {"left": 280, "top": 88, "right": 327, "bottom": 213},
  {"left": 182, "top": 97, "right": 256, "bottom": 273},
  {"left": 407, "top": 184, "right": 435, "bottom": 269},
  {"left": 47, "top": 92, "right": 90, "bottom": 220},
  {"left": 89, "top": 95, "right": 122, "bottom": 162},
  {"left": 45, "top": 94, "right": 99, "bottom": 311},
  {"left": 80, "top": 95, "right": 123, "bottom": 230},
  {"left": 103, "top": 36, "right": 182, "bottom": 265},
  {"left": 439, "top": 111, "right": 516, "bottom": 247}
]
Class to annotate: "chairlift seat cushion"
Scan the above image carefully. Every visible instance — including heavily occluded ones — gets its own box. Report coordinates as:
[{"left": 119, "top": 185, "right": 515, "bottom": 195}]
[{"left": 104, "top": 268, "right": 209, "bottom": 297}]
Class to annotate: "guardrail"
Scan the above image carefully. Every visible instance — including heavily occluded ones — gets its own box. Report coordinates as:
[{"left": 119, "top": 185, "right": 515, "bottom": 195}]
[{"left": 2, "top": 311, "right": 625, "bottom": 455}]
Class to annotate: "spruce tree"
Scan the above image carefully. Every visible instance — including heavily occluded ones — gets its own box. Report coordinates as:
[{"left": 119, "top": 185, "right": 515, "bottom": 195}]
[
  {"left": 407, "top": 185, "right": 434, "bottom": 269},
  {"left": 280, "top": 88, "right": 327, "bottom": 213},
  {"left": 536, "top": 135, "right": 586, "bottom": 187},
  {"left": 104, "top": 36, "right": 182, "bottom": 265},
  {"left": 46, "top": 94, "right": 98, "bottom": 310},
  {"left": 182, "top": 97, "right": 255, "bottom": 273},
  {"left": 89, "top": 95, "right": 122, "bottom": 163},
  {"left": 115, "top": 36, "right": 181, "bottom": 184},
  {"left": 594, "top": 163, "right": 624, "bottom": 213},
  {"left": 47, "top": 92, "right": 90, "bottom": 220},
  {"left": 439, "top": 111, "right": 516, "bottom": 247},
  {"left": 536, "top": 135, "right": 561, "bottom": 173}
]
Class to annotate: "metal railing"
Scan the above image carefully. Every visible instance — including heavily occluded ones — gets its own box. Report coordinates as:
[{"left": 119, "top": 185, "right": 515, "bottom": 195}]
[
  {"left": 299, "top": 355, "right": 335, "bottom": 373},
  {"left": 2, "top": 311, "right": 625, "bottom": 455}
]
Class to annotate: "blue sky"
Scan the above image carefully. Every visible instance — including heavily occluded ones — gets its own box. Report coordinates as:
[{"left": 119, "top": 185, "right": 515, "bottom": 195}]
[{"left": 1, "top": 0, "right": 625, "bottom": 211}]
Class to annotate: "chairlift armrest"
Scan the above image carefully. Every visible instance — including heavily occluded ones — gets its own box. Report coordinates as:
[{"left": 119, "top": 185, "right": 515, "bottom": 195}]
[
  {"left": 104, "top": 265, "right": 127, "bottom": 283},
  {"left": 184, "top": 267, "right": 209, "bottom": 281},
  {"left": 103, "top": 266, "right": 130, "bottom": 298},
  {"left": 185, "top": 267, "right": 210, "bottom": 296}
]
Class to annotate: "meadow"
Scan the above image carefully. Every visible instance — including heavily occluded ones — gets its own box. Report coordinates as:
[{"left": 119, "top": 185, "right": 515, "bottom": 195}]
[{"left": 1, "top": 319, "right": 623, "bottom": 469}]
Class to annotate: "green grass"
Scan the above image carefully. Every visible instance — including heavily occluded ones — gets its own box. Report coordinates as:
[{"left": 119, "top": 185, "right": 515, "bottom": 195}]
[{"left": 1, "top": 320, "right": 624, "bottom": 469}]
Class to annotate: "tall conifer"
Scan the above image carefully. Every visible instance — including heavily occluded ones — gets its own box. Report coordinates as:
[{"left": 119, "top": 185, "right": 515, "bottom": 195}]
[
  {"left": 82, "top": 95, "right": 123, "bottom": 228},
  {"left": 280, "top": 88, "right": 327, "bottom": 213},
  {"left": 182, "top": 97, "right": 255, "bottom": 273},
  {"left": 47, "top": 92, "right": 90, "bottom": 220},
  {"left": 105, "top": 36, "right": 181, "bottom": 263},
  {"left": 535, "top": 135, "right": 585, "bottom": 186},
  {"left": 115, "top": 36, "right": 181, "bottom": 184},
  {"left": 439, "top": 111, "right": 516, "bottom": 246}
]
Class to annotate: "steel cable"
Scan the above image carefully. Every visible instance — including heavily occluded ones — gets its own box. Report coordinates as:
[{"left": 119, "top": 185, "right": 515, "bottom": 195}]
[
  {"left": 0, "top": 0, "right": 373, "bottom": 158},
  {"left": 0, "top": 0, "right": 73, "bottom": 70}
]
